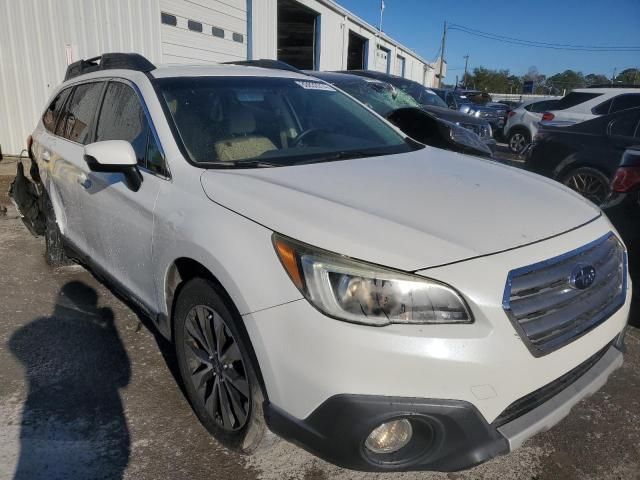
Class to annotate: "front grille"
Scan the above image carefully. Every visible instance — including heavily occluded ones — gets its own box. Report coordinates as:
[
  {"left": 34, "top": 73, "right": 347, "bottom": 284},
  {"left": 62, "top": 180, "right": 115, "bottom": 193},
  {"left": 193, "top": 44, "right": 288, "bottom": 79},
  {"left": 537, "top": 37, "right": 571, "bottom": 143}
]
[
  {"left": 502, "top": 233, "right": 626, "bottom": 356},
  {"left": 492, "top": 340, "right": 613, "bottom": 427},
  {"left": 459, "top": 123, "right": 490, "bottom": 138},
  {"left": 479, "top": 110, "right": 497, "bottom": 119}
]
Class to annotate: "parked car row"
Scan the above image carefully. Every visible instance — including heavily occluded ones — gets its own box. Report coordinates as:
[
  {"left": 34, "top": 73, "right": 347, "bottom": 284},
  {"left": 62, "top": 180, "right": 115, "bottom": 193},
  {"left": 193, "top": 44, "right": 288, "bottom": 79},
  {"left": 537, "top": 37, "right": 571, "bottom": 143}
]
[{"left": 9, "top": 53, "right": 631, "bottom": 473}]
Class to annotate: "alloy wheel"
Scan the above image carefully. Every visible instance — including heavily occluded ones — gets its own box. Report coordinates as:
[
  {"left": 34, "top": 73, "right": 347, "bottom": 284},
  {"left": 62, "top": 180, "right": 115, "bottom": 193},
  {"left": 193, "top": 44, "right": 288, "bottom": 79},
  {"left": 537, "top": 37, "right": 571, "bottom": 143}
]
[
  {"left": 563, "top": 172, "right": 609, "bottom": 206},
  {"left": 509, "top": 133, "right": 527, "bottom": 154},
  {"left": 183, "top": 305, "right": 250, "bottom": 432}
]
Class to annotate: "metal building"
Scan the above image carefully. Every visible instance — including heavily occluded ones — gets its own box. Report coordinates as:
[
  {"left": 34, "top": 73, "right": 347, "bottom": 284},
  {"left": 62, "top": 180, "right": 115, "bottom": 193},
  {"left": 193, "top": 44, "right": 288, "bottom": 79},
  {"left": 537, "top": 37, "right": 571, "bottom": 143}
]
[{"left": 0, "top": 0, "right": 444, "bottom": 155}]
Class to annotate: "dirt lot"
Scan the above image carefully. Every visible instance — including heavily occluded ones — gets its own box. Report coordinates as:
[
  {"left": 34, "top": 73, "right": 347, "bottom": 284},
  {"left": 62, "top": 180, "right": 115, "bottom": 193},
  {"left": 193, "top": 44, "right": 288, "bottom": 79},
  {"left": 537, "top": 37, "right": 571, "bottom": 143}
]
[{"left": 0, "top": 161, "right": 639, "bottom": 480}]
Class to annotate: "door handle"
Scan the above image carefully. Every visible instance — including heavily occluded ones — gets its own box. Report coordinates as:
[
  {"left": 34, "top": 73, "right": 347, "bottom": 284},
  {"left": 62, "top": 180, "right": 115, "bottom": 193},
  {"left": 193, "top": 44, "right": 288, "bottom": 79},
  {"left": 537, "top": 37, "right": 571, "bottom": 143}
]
[
  {"left": 77, "top": 173, "right": 92, "bottom": 189},
  {"left": 41, "top": 150, "right": 51, "bottom": 162}
]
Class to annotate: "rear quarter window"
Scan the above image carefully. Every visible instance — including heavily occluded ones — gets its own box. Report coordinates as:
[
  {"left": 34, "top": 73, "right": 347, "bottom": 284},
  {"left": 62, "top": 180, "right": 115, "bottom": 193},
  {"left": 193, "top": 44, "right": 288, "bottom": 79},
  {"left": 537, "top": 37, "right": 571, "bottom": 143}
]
[
  {"left": 57, "top": 82, "right": 104, "bottom": 144},
  {"left": 42, "top": 88, "right": 72, "bottom": 133},
  {"left": 553, "top": 92, "right": 602, "bottom": 110}
]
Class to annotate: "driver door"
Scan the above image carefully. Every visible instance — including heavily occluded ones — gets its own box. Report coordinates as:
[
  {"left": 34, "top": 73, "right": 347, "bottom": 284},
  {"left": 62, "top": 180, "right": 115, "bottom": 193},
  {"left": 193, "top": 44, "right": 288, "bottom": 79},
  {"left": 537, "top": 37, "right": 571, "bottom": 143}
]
[{"left": 77, "top": 80, "right": 169, "bottom": 309}]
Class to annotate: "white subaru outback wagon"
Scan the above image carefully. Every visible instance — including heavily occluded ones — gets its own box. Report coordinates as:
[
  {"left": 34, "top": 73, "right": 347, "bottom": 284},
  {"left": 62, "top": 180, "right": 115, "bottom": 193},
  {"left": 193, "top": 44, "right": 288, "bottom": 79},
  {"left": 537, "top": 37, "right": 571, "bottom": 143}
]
[{"left": 13, "top": 53, "right": 631, "bottom": 472}]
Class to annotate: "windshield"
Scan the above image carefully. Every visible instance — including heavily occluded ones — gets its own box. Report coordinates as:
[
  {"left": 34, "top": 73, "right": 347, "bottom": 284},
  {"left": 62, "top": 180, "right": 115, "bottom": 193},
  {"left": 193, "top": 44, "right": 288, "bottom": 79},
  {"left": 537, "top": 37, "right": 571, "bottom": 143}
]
[
  {"left": 418, "top": 89, "right": 448, "bottom": 107},
  {"left": 391, "top": 79, "right": 448, "bottom": 108},
  {"left": 337, "top": 81, "right": 420, "bottom": 117},
  {"left": 156, "top": 76, "right": 414, "bottom": 167},
  {"left": 453, "top": 92, "right": 473, "bottom": 105}
]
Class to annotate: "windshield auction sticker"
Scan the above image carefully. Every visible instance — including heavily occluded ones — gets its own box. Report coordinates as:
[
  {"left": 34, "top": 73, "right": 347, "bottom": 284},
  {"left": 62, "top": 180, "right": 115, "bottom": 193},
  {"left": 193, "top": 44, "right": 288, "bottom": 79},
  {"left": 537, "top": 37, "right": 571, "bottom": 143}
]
[{"left": 295, "top": 81, "right": 335, "bottom": 91}]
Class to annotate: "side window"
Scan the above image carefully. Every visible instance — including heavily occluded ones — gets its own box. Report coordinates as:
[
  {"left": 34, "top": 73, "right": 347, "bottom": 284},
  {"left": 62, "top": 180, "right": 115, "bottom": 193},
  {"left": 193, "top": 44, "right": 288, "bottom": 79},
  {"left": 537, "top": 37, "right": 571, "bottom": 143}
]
[
  {"left": 592, "top": 98, "right": 613, "bottom": 115},
  {"left": 610, "top": 94, "right": 640, "bottom": 114},
  {"left": 609, "top": 112, "right": 640, "bottom": 138},
  {"left": 96, "top": 82, "right": 149, "bottom": 167},
  {"left": 42, "top": 88, "right": 71, "bottom": 133},
  {"left": 529, "top": 101, "right": 556, "bottom": 113},
  {"left": 146, "top": 134, "right": 168, "bottom": 177},
  {"left": 57, "top": 82, "right": 104, "bottom": 144},
  {"left": 96, "top": 81, "right": 168, "bottom": 175}
]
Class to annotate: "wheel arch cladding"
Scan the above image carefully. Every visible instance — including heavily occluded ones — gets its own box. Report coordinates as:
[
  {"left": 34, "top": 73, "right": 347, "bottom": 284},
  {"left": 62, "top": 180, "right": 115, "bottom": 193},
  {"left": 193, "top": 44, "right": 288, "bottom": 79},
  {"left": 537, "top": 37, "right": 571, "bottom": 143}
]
[{"left": 166, "top": 259, "right": 270, "bottom": 401}]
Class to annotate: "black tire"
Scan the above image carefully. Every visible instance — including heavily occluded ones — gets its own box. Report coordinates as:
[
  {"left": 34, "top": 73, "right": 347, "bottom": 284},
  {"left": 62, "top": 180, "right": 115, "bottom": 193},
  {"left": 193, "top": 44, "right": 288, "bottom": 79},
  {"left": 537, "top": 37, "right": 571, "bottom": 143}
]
[
  {"left": 43, "top": 193, "right": 73, "bottom": 267},
  {"left": 507, "top": 129, "right": 530, "bottom": 154},
  {"left": 561, "top": 166, "right": 611, "bottom": 206},
  {"left": 174, "top": 278, "right": 266, "bottom": 452}
]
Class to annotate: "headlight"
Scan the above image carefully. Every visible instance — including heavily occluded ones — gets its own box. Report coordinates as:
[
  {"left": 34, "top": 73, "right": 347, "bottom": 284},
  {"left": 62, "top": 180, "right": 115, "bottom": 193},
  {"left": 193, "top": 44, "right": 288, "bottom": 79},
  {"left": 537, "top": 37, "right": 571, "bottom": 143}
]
[
  {"left": 273, "top": 235, "right": 473, "bottom": 326},
  {"left": 442, "top": 120, "right": 492, "bottom": 157}
]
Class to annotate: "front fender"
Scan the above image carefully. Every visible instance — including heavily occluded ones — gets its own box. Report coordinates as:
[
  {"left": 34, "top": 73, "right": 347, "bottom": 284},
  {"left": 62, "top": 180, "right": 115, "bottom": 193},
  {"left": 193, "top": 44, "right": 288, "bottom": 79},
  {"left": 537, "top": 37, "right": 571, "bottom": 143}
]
[{"left": 152, "top": 186, "right": 302, "bottom": 339}]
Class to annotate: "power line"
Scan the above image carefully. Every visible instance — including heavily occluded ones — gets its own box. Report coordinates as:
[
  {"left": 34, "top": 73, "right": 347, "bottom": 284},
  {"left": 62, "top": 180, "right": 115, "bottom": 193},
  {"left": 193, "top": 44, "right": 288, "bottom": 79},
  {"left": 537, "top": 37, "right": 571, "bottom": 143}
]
[{"left": 448, "top": 24, "right": 640, "bottom": 52}]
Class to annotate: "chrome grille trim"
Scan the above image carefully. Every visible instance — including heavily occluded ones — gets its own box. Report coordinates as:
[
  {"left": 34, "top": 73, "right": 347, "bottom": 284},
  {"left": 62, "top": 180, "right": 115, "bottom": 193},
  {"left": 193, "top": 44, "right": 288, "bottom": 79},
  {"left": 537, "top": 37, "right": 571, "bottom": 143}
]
[{"left": 502, "top": 232, "right": 627, "bottom": 356}]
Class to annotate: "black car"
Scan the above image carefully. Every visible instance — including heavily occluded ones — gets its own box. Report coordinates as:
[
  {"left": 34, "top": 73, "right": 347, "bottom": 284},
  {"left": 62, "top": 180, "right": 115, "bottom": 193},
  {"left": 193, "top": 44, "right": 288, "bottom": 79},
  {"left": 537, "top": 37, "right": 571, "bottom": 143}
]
[
  {"left": 340, "top": 70, "right": 496, "bottom": 149},
  {"left": 525, "top": 106, "right": 640, "bottom": 206},
  {"left": 308, "top": 71, "right": 493, "bottom": 158},
  {"left": 604, "top": 147, "right": 640, "bottom": 279}
]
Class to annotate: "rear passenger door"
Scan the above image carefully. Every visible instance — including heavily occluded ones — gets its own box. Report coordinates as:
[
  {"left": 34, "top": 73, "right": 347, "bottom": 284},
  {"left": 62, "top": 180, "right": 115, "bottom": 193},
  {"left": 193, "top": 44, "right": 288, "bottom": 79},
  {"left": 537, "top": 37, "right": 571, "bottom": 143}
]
[
  {"left": 38, "top": 82, "right": 105, "bottom": 254},
  {"left": 78, "top": 80, "right": 168, "bottom": 310}
]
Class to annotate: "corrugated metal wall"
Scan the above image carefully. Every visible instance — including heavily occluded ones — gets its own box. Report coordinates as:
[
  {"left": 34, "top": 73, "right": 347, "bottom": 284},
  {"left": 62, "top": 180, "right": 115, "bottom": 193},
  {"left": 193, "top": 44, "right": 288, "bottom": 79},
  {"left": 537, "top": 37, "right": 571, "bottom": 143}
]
[
  {"left": 0, "top": 0, "right": 438, "bottom": 155},
  {"left": 250, "top": 0, "right": 277, "bottom": 60},
  {"left": 0, "top": 0, "right": 162, "bottom": 155},
  {"left": 159, "top": 0, "right": 247, "bottom": 63}
]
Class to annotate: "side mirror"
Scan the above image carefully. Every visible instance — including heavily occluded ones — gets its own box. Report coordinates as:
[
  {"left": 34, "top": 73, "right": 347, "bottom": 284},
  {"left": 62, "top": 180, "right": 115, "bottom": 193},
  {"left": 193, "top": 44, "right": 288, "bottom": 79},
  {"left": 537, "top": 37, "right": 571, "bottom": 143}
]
[
  {"left": 386, "top": 107, "right": 492, "bottom": 158},
  {"left": 84, "top": 140, "right": 143, "bottom": 191}
]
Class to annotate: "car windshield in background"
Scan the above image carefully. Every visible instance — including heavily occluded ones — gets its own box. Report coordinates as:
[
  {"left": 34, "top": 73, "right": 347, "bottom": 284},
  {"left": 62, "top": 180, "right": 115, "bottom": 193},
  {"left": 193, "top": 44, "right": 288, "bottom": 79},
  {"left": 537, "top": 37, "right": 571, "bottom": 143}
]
[
  {"left": 156, "top": 76, "right": 414, "bottom": 167},
  {"left": 392, "top": 80, "right": 448, "bottom": 108},
  {"left": 336, "top": 81, "right": 420, "bottom": 117},
  {"left": 453, "top": 92, "right": 472, "bottom": 105}
]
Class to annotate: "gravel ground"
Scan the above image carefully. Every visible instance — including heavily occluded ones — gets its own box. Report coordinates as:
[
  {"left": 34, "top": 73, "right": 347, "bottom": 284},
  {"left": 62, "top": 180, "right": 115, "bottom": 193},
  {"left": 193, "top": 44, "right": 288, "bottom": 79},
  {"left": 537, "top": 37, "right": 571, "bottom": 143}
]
[{"left": 0, "top": 160, "right": 639, "bottom": 480}]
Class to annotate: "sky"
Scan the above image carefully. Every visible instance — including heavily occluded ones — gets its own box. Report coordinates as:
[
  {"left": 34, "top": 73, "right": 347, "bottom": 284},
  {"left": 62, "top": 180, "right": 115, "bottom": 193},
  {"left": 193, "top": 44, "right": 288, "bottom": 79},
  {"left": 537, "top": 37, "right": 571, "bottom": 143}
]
[{"left": 337, "top": 0, "right": 640, "bottom": 78}]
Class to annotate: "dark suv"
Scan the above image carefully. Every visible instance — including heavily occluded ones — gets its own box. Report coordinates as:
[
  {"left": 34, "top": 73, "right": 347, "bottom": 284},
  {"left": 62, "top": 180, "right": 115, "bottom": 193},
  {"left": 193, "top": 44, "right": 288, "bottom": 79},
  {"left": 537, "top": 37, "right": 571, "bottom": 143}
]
[{"left": 342, "top": 70, "right": 496, "bottom": 148}]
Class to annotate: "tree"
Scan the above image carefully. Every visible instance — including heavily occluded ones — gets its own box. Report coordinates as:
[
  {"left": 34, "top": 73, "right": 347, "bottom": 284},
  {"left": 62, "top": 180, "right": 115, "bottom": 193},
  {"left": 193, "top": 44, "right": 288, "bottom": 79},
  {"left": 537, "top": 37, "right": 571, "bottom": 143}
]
[
  {"left": 544, "top": 70, "right": 585, "bottom": 95},
  {"left": 465, "top": 67, "right": 514, "bottom": 92},
  {"left": 615, "top": 68, "right": 640, "bottom": 85},
  {"left": 584, "top": 73, "right": 610, "bottom": 86}
]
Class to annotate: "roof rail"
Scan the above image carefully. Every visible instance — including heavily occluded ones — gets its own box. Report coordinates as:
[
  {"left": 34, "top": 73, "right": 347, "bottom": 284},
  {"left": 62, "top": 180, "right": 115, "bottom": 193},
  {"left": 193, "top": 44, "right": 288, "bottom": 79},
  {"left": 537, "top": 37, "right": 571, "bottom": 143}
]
[
  {"left": 64, "top": 53, "right": 156, "bottom": 81},
  {"left": 222, "top": 59, "right": 303, "bottom": 74},
  {"left": 586, "top": 84, "right": 640, "bottom": 89}
]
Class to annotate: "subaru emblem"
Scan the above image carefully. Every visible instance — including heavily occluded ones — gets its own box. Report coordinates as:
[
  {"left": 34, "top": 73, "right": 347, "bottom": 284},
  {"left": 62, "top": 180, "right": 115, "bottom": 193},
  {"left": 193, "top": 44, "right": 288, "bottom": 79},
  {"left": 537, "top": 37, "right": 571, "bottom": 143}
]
[{"left": 570, "top": 264, "right": 596, "bottom": 290}]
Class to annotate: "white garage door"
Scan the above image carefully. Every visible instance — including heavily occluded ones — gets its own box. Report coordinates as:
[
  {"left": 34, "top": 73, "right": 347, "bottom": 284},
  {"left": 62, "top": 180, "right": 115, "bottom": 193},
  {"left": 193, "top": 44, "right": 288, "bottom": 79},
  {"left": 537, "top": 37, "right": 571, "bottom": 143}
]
[{"left": 160, "top": 0, "right": 247, "bottom": 64}]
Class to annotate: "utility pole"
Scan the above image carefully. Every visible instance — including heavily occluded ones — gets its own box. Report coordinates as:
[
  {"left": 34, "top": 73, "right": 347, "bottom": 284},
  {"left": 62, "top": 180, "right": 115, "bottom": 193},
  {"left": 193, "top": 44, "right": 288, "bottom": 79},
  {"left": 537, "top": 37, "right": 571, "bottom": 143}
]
[
  {"left": 438, "top": 21, "right": 447, "bottom": 88},
  {"left": 611, "top": 68, "right": 617, "bottom": 85},
  {"left": 462, "top": 54, "right": 469, "bottom": 87}
]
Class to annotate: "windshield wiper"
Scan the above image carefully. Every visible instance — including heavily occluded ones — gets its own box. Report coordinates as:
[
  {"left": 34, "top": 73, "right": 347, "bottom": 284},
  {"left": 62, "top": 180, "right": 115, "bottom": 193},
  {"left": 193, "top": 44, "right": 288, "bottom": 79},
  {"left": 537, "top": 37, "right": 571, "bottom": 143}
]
[
  {"left": 200, "top": 159, "right": 281, "bottom": 169},
  {"left": 294, "top": 150, "right": 384, "bottom": 166}
]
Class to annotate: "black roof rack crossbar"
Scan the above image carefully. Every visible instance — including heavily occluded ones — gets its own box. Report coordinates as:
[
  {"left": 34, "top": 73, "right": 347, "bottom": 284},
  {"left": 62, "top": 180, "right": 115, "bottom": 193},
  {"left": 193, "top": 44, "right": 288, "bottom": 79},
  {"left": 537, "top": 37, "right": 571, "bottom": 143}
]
[
  {"left": 64, "top": 53, "right": 156, "bottom": 81},
  {"left": 222, "top": 59, "right": 303, "bottom": 74}
]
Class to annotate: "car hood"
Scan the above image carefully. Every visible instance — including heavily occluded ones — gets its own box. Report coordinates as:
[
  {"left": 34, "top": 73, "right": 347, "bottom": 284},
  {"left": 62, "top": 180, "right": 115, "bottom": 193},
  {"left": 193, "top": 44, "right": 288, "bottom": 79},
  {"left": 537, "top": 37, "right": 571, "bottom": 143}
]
[
  {"left": 422, "top": 105, "right": 486, "bottom": 125},
  {"left": 200, "top": 147, "right": 600, "bottom": 271}
]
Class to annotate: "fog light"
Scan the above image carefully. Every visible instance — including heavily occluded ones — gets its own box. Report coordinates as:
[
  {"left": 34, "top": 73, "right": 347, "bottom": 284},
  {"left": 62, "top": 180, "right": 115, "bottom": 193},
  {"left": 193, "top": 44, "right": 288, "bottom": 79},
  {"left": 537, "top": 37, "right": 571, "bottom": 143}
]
[{"left": 364, "top": 419, "right": 413, "bottom": 454}]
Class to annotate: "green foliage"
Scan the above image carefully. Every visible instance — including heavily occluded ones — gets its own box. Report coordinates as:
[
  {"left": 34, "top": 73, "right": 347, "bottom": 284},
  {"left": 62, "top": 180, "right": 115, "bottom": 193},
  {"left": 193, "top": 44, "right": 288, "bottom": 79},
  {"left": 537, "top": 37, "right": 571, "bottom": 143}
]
[
  {"left": 458, "top": 65, "right": 638, "bottom": 94},
  {"left": 615, "top": 68, "right": 640, "bottom": 85}
]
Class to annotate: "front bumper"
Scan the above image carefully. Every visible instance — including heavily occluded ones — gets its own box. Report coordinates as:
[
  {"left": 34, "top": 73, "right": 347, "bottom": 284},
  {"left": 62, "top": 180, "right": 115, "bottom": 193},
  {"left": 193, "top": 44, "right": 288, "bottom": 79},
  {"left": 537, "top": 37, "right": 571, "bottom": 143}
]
[
  {"left": 264, "top": 337, "right": 625, "bottom": 472},
  {"left": 483, "top": 138, "right": 498, "bottom": 153}
]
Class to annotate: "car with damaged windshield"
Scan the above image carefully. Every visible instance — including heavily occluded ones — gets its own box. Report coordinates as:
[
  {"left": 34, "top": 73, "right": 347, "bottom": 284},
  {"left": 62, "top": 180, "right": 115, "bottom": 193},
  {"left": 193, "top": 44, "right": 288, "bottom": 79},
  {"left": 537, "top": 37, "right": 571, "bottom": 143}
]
[
  {"left": 12, "top": 53, "right": 631, "bottom": 473},
  {"left": 307, "top": 71, "right": 492, "bottom": 158},
  {"left": 341, "top": 70, "right": 496, "bottom": 150}
]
